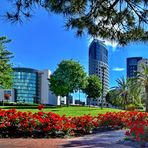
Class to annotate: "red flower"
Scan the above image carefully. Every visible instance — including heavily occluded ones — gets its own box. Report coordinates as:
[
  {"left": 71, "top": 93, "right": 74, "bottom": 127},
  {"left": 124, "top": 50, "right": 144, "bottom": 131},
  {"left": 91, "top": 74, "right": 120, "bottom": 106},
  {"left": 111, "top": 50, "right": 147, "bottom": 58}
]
[
  {"left": 125, "top": 131, "right": 130, "bottom": 136},
  {"left": 37, "top": 104, "right": 45, "bottom": 110}
]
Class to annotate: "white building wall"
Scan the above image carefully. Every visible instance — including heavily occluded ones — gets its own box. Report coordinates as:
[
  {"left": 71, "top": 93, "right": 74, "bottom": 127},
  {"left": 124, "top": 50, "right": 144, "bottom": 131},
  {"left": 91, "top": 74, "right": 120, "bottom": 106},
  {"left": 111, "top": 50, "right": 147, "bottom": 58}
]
[
  {"left": 57, "top": 96, "right": 67, "bottom": 105},
  {"left": 40, "top": 69, "right": 67, "bottom": 105},
  {"left": 40, "top": 69, "right": 51, "bottom": 104},
  {"left": 62, "top": 96, "right": 67, "bottom": 105},
  {"left": 48, "top": 90, "right": 58, "bottom": 105}
]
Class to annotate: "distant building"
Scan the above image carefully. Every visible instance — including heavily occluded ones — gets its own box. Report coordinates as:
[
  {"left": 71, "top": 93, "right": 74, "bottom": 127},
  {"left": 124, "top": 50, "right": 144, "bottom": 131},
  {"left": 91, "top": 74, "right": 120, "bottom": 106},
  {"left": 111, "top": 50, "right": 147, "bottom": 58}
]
[
  {"left": 127, "top": 57, "right": 142, "bottom": 78},
  {"left": 138, "top": 59, "right": 148, "bottom": 72},
  {"left": 68, "top": 95, "right": 74, "bottom": 105},
  {"left": 12, "top": 67, "right": 42, "bottom": 104},
  {"left": 86, "top": 98, "right": 107, "bottom": 107},
  {"left": 88, "top": 39, "right": 109, "bottom": 106},
  {"left": 75, "top": 99, "right": 85, "bottom": 106},
  {"left": 0, "top": 67, "right": 66, "bottom": 105}
]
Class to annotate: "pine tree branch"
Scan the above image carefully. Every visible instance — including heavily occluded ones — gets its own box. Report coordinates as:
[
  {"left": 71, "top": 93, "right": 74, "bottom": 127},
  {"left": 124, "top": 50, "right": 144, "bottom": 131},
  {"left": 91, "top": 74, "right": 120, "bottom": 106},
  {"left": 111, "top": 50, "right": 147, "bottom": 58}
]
[{"left": 125, "top": 0, "right": 148, "bottom": 24}]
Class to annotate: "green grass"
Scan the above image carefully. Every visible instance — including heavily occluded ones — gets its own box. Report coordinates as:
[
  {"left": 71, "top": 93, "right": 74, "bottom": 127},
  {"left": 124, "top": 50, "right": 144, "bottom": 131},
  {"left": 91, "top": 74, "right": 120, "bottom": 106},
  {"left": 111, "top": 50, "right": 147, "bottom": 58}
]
[{"left": 0, "top": 106, "right": 122, "bottom": 117}]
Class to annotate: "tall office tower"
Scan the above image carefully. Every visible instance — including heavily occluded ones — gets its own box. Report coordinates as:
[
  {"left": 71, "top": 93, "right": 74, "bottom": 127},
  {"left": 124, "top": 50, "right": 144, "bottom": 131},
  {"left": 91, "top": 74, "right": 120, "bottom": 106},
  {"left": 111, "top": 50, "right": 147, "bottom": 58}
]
[
  {"left": 127, "top": 57, "right": 142, "bottom": 78},
  {"left": 88, "top": 39, "right": 109, "bottom": 106}
]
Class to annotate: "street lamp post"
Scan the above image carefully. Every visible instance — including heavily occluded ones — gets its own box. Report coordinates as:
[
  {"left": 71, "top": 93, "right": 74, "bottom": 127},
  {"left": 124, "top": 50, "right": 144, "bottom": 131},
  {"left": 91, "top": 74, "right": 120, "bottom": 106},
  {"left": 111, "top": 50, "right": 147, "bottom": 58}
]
[
  {"left": 101, "top": 66, "right": 106, "bottom": 109},
  {"left": 79, "top": 89, "right": 81, "bottom": 106}
]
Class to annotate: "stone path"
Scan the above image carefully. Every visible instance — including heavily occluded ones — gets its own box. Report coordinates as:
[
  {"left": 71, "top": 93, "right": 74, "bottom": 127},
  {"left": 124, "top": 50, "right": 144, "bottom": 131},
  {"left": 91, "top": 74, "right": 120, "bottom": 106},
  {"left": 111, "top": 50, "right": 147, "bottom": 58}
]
[
  {"left": 0, "top": 130, "right": 138, "bottom": 148},
  {"left": 64, "top": 130, "right": 133, "bottom": 148}
]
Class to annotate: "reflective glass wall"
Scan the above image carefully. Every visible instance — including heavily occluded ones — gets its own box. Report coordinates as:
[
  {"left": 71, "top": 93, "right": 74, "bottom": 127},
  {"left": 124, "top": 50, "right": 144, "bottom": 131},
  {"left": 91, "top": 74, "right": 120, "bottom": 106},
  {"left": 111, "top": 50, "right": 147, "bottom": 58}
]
[
  {"left": 126, "top": 57, "right": 142, "bottom": 78},
  {"left": 12, "top": 68, "right": 41, "bottom": 103},
  {"left": 89, "top": 39, "right": 108, "bottom": 64}
]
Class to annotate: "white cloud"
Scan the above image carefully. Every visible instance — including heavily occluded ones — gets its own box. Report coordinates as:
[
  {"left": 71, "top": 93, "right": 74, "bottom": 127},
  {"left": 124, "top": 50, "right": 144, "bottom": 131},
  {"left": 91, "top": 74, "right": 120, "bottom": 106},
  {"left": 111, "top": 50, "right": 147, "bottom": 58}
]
[{"left": 112, "top": 67, "right": 125, "bottom": 71}]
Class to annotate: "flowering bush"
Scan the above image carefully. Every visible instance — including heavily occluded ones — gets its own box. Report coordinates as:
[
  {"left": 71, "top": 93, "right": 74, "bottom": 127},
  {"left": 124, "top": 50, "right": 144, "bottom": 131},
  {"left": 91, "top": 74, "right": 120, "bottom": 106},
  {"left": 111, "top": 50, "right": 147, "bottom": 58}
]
[
  {"left": 0, "top": 109, "right": 147, "bottom": 140},
  {"left": 37, "top": 104, "right": 45, "bottom": 110},
  {"left": 97, "top": 112, "right": 125, "bottom": 128},
  {"left": 71, "top": 115, "right": 98, "bottom": 134},
  {"left": 124, "top": 111, "right": 148, "bottom": 142}
]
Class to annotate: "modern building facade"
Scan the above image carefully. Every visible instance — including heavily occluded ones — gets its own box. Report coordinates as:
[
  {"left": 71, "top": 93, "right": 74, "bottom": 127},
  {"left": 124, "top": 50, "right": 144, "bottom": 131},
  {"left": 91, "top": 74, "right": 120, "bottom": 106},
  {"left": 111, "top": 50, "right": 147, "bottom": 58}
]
[
  {"left": 127, "top": 57, "right": 142, "bottom": 78},
  {"left": 11, "top": 67, "right": 66, "bottom": 105},
  {"left": 88, "top": 39, "right": 109, "bottom": 106},
  {"left": 12, "top": 68, "right": 41, "bottom": 104}
]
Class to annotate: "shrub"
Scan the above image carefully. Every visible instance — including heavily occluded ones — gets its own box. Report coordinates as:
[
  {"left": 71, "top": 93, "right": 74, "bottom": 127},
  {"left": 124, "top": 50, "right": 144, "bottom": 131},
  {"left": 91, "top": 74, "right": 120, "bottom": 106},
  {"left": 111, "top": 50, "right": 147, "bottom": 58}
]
[
  {"left": 0, "top": 109, "right": 147, "bottom": 140},
  {"left": 126, "top": 104, "right": 144, "bottom": 111},
  {"left": 71, "top": 115, "right": 98, "bottom": 134},
  {"left": 0, "top": 102, "right": 38, "bottom": 106},
  {"left": 37, "top": 104, "right": 45, "bottom": 110},
  {"left": 125, "top": 111, "right": 148, "bottom": 142},
  {"left": 97, "top": 112, "right": 125, "bottom": 128}
]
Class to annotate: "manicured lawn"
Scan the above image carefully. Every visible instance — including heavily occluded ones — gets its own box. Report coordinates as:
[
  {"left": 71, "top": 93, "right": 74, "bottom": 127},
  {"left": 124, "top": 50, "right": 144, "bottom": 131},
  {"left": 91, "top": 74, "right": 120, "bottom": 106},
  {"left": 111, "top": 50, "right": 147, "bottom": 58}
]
[{"left": 0, "top": 106, "right": 122, "bottom": 116}]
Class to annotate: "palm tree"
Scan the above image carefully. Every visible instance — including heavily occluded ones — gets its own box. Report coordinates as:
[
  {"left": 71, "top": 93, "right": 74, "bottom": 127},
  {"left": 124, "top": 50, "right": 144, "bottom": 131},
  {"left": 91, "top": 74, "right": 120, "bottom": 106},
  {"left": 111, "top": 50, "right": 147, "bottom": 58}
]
[
  {"left": 137, "top": 65, "right": 148, "bottom": 112},
  {"left": 128, "top": 78, "right": 142, "bottom": 106},
  {"left": 115, "top": 77, "right": 131, "bottom": 109},
  {"left": 112, "top": 77, "right": 142, "bottom": 110},
  {"left": 115, "top": 77, "right": 142, "bottom": 109}
]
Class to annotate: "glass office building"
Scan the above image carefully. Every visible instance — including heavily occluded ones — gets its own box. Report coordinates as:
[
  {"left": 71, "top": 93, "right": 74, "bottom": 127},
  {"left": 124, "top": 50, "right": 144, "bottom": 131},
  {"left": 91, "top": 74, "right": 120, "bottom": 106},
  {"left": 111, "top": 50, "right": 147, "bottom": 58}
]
[
  {"left": 12, "top": 68, "right": 41, "bottom": 103},
  {"left": 89, "top": 39, "right": 108, "bottom": 65},
  {"left": 89, "top": 39, "right": 109, "bottom": 93},
  {"left": 0, "top": 67, "right": 66, "bottom": 105},
  {"left": 89, "top": 39, "right": 109, "bottom": 106},
  {"left": 127, "top": 57, "right": 142, "bottom": 78}
]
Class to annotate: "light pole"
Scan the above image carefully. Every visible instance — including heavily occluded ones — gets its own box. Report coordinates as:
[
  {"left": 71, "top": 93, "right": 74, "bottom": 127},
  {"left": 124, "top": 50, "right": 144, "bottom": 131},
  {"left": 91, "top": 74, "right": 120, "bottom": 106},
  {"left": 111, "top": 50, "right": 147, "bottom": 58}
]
[
  {"left": 101, "top": 66, "right": 106, "bottom": 109},
  {"left": 79, "top": 89, "right": 81, "bottom": 106}
]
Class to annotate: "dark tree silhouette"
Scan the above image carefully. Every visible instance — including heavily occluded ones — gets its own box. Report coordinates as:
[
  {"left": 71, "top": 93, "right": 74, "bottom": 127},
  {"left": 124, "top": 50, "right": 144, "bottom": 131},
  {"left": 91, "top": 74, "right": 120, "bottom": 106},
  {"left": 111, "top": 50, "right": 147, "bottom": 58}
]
[{"left": 3, "top": 0, "right": 148, "bottom": 45}]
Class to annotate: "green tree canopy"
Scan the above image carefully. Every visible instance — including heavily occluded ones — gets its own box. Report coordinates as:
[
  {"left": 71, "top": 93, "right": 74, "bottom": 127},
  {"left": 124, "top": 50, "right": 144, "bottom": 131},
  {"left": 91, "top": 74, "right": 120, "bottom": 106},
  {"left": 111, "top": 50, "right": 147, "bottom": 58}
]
[
  {"left": 106, "top": 88, "right": 121, "bottom": 107},
  {"left": 49, "top": 60, "right": 86, "bottom": 105},
  {"left": 4, "top": 0, "right": 148, "bottom": 45},
  {"left": 0, "top": 36, "right": 13, "bottom": 89},
  {"left": 83, "top": 75, "right": 102, "bottom": 100}
]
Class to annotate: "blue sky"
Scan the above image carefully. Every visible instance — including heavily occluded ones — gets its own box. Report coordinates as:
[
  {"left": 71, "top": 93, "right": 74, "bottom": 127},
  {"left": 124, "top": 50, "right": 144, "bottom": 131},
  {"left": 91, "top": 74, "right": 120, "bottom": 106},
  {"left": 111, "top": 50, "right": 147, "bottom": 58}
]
[{"left": 0, "top": 1, "right": 148, "bottom": 91}]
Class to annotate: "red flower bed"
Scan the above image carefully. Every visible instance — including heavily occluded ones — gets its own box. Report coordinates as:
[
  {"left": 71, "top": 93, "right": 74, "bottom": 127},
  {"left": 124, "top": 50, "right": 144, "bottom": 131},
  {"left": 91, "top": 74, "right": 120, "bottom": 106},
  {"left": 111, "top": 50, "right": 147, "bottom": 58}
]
[
  {"left": 0, "top": 109, "right": 147, "bottom": 140},
  {"left": 124, "top": 111, "right": 148, "bottom": 142}
]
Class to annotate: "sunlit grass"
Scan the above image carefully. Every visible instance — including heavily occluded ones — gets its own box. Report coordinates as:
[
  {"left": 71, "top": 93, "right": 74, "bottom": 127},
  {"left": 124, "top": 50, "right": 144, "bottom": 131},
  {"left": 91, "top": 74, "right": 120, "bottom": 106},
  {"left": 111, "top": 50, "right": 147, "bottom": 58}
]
[{"left": 0, "top": 106, "right": 122, "bottom": 117}]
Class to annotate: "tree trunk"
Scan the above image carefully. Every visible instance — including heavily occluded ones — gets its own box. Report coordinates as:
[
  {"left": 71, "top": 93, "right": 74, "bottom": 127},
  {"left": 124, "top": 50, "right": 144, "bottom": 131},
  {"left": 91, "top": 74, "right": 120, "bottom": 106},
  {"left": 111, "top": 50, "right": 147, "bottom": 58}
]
[
  {"left": 79, "top": 89, "right": 80, "bottom": 106},
  {"left": 124, "top": 96, "right": 126, "bottom": 110},
  {"left": 66, "top": 95, "right": 69, "bottom": 107},
  {"left": 2, "top": 100, "right": 4, "bottom": 106},
  {"left": 145, "top": 86, "right": 148, "bottom": 112},
  {"left": 89, "top": 98, "right": 91, "bottom": 108},
  {"left": 124, "top": 93, "right": 127, "bottom": 110},
  {"left": 60, "top": 96, "right": 61, "bottom": 107}
]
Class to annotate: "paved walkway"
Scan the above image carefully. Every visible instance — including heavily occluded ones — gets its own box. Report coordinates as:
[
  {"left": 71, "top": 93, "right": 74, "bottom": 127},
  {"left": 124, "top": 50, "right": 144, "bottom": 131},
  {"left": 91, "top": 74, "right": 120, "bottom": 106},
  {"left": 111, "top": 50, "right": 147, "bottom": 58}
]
[
  {"left": 0, "top": 130, "right": 136, "bottom": 148},
  {"left": 64, "top": 130, "right": 133, "bottom": 148}
]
